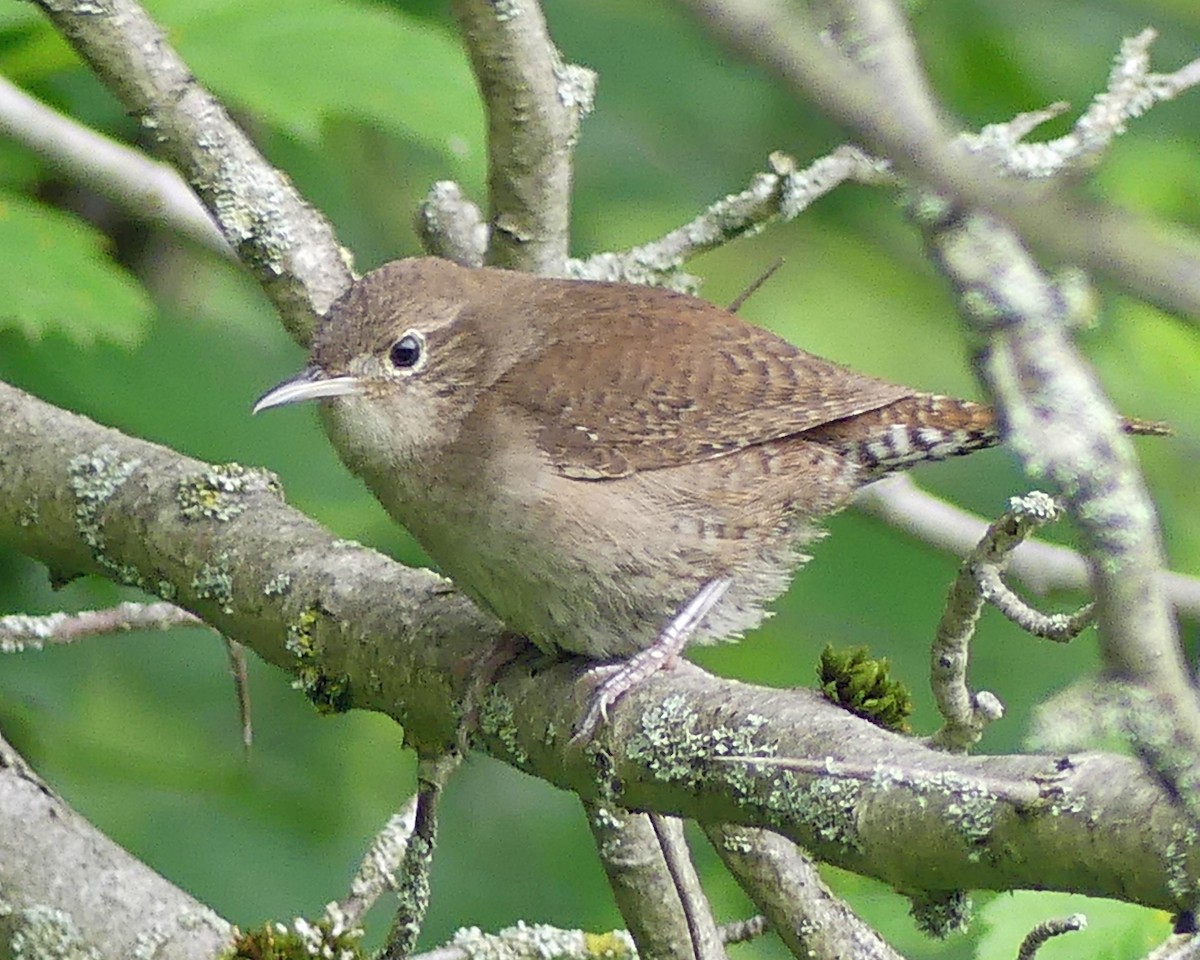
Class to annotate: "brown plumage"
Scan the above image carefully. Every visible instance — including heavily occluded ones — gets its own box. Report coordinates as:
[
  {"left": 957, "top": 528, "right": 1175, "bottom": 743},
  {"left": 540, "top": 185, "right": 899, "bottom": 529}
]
[{"left": 260, "top": 257, "right": 1166, "bottom": 669}]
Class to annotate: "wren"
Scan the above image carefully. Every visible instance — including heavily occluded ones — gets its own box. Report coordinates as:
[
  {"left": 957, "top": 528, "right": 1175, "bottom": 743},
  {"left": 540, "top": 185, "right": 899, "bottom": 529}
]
[{"left": 255, "top": 257, "right": 1165, "bottom": 736}]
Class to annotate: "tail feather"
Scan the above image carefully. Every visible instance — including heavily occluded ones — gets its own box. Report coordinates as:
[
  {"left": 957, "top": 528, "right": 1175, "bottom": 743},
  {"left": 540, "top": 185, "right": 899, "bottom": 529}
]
[{"left": 806, "top": 394, "right": 1168, "bottom": 481}]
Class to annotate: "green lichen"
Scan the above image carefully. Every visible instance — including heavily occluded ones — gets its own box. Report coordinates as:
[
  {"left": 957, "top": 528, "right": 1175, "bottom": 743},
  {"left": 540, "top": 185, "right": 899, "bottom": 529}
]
[
  {"left": 1164, "top": 824, "right": 1199, "bottom": 901},
  {"left": 817, "top": 645, "right": 912, "bottom": 733},
  {"left": 5, "top": 903, "right": 98, "bottom": 960},
  {"left": 285, "top": 606, "right": 351, "bottom": 715},
  {"left": 263, "top": 572, "right": 293, "bottom": 597},
  {"left": 477, "top": 687, "right": 528, "bottom": 767},
  {"left": 68, "top": 445, "right": 141, "bottom": 558},
  {"left": 293, "top": 666, "right": 352, "bottom": 715},
  {"left": 919, "top": 771, "right": 998, "bottom": 859},
  {"left": 768, "top": 769, "right": 864, "bottom": 852},
  {"left": 286, "top": 607, "right": 320, "bottom": 658},
  {"left": 584, "top": 930, "right": 636, "bottom": 959},
  {"left": 225, "top": 910, "right": 364, "bottom": 960},
  {"left": 626, "top": 696, "right": 779, "bottom": 800},
  {"left": 909, "top": 889, "right": 973, "bottom": 939},
  {"left": 177, "top": 463, "right": 256, "bottom": 522},
  {"left": 193, "top": 555, "right": 235, "bottom": 615},
  {"left": 625, "top": 693, "right": 708, "bottom": 785}
]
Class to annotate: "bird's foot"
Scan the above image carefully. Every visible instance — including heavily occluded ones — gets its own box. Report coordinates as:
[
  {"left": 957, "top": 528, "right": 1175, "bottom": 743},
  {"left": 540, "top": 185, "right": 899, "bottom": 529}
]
[{"left": 571, "top": 577, "right": 732, "bottom": 743}]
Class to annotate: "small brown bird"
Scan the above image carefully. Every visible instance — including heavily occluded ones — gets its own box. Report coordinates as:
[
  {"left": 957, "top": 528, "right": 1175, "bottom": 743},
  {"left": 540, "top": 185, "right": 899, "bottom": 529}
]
[{"left": 255, "top": 257, "right": 1164, "bottom": 735}]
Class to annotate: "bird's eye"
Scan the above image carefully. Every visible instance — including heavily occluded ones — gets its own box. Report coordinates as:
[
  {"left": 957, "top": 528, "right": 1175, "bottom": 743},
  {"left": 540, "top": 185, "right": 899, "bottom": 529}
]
[{"left": 389, "top": 332, "right": 424, "bottom": 371}]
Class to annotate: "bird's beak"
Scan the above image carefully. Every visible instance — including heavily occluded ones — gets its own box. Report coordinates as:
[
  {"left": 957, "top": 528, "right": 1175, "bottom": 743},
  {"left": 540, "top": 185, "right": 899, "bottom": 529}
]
[{"left": 252, "top": 366, "right": 362, "bottom": 414}]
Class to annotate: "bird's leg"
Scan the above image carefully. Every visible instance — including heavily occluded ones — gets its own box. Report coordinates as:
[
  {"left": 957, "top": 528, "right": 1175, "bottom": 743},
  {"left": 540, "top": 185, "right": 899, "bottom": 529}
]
[{"left": 573, "top": 577, "right": 733, "bottom": 742}]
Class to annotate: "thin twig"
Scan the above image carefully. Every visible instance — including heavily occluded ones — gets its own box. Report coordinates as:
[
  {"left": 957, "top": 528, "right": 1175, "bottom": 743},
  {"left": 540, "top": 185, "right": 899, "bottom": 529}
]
[
  {"left": 381, "top": 753, "right": 461, "bottom": 960},
  {"left": 930, "top": 492, "right": 1084, "bottom": 752},
  {"left": 1016, "top": 913, "right": 1086, "bottom": 960},
  {"left": 334, "top": 797, "right": 420, "bottom": 927},
  {"left": 0, "top": 601, "right": 205, "bottom": 653},
  {"left": 0, "top": 76, "right": 229, "bottom": 257},
  {"left": 675, "top": 0, "right": 1200, "bottom": 320},
  {"left": 648, "top": 814, "right": 725, "bottom": 960},
  {"left": 855, "top": 476, "right": 1200, "bottom": 621}
]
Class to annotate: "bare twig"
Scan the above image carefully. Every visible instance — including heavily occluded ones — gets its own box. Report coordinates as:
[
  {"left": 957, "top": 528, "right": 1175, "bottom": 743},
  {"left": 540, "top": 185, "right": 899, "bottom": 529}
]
[
  {"left": 855, "top": 477, "right": 1200, "bottom": 621},
  {"left": 930, "top": 492, "right": 1089, "bottom": 752},
  {"left": 224, "top": 638, "right": 254, "bottom": 750},
  {"left": 0, "top": 76, "right": 229, "bottom": 257},
  {"left": 715, "top": 916, "right": 768, "bottom": 946},
  {"left": 965, "top": 30, "right": 1200, "bottom": 178}
]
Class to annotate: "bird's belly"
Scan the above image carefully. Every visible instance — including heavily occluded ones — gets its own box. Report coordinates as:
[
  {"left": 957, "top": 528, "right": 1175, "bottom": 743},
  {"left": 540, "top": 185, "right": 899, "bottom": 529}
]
[{"left": 360, "top": 440, "right": 858, "bottom": 661}]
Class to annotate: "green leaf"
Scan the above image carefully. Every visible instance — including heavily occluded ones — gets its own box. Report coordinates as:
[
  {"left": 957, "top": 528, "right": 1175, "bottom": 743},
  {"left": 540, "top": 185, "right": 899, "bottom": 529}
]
[
  {"left": 0, "top": 193, "right": 153, "bottom": 347},
  {"left": 976, "top": 892, "right": 1171, "bottom": 960},
  {"left": 156, "top": 0, "right": 484, "bottom": 162}
]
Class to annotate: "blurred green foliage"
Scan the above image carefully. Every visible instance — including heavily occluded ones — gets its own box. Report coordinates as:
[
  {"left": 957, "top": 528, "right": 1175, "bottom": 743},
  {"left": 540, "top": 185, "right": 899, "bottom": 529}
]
[{"left": 0, "top": 1, "right": 1197, "bottom": 957}]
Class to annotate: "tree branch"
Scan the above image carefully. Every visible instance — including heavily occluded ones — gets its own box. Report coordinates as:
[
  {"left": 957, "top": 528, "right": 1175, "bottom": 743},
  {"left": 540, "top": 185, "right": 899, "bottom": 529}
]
[
  {"left": 0, "top": 730, "right": 231, "bottom": 960},
  {"left": 30, "top": 0, "right": 353, "bottom": 345},
  {"left": 1, "top": 380, "right": 1197, "bottom": 911},
  {"left": 0, "top": 75, "right": 230, "bottom": 258},
  {"left": 450, "top": 0, "right": 595, "bottom": 274},
  {"left": 674, "top": 0, "right": 1200, "bottom": 321}
]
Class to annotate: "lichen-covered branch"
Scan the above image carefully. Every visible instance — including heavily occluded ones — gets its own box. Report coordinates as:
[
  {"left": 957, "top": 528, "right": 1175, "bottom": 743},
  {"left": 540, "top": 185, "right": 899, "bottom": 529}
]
[
  {"left": 674, "top": 0, "right": 1200, "bottom": 320},
  {"left": 568, "top": 148, "right": 891, "bottom": 291},
  {"left": 30, "top": 0, "right": 353, "bottom": 345},
  {"left": 930, "top": 492, "right": 1091, "bottom": 753},
  {"left": 918, "top": 201, "right": 1200, "bottom": 823},
  {"left": 1, "top": 379, "right": 1197, "bottom": 909},
  {"left": 0, "top": 730, "right": 232, "bottom": 960},
  {"left": 450, "top": 0, "right": 595, "bottom": 275},
  {"left": 706, "top": 824, "right": 901, "bottom": 960},
  {"left": 586, "top": 804, "right": 722, "bottom": 960}
]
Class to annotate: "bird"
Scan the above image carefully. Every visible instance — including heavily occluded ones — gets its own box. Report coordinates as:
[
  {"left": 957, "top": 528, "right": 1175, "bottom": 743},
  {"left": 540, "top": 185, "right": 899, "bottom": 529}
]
[{"left": 254, "top": 256, "right": 1166, "bottom": 736}]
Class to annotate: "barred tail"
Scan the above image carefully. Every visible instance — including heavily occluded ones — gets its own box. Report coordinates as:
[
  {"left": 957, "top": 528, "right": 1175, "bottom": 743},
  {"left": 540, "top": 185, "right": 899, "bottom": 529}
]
[{"left": 806, "top": 394, "right": 1169, "bottom": 482}]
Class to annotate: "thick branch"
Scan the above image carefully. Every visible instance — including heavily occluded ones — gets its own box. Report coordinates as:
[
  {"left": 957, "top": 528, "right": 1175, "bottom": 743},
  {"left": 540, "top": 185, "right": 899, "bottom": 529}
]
[
  {"left": 0, "top": 731, "right": 231, "bottom": 960},
  {"left": 450, "top": 0, "right": 594, "bottom": 274},
  {"left": 1, "top": 380, "right": 1197, "bottom": 910},
  {"left": 706, "top": 825, "right": 901, "bottom": 960}
]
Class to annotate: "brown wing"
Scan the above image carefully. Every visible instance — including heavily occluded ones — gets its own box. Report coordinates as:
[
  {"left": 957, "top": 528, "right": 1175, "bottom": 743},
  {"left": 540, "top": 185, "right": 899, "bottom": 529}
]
[{"left": 494, "top": 282, "right": 914, "bottom": 479}]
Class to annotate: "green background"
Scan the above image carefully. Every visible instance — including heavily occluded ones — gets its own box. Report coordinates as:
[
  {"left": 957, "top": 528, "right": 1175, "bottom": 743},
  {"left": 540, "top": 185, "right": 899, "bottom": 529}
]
[{"left": 0, "top": 1, "right": 1197, "bottom": 957}]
